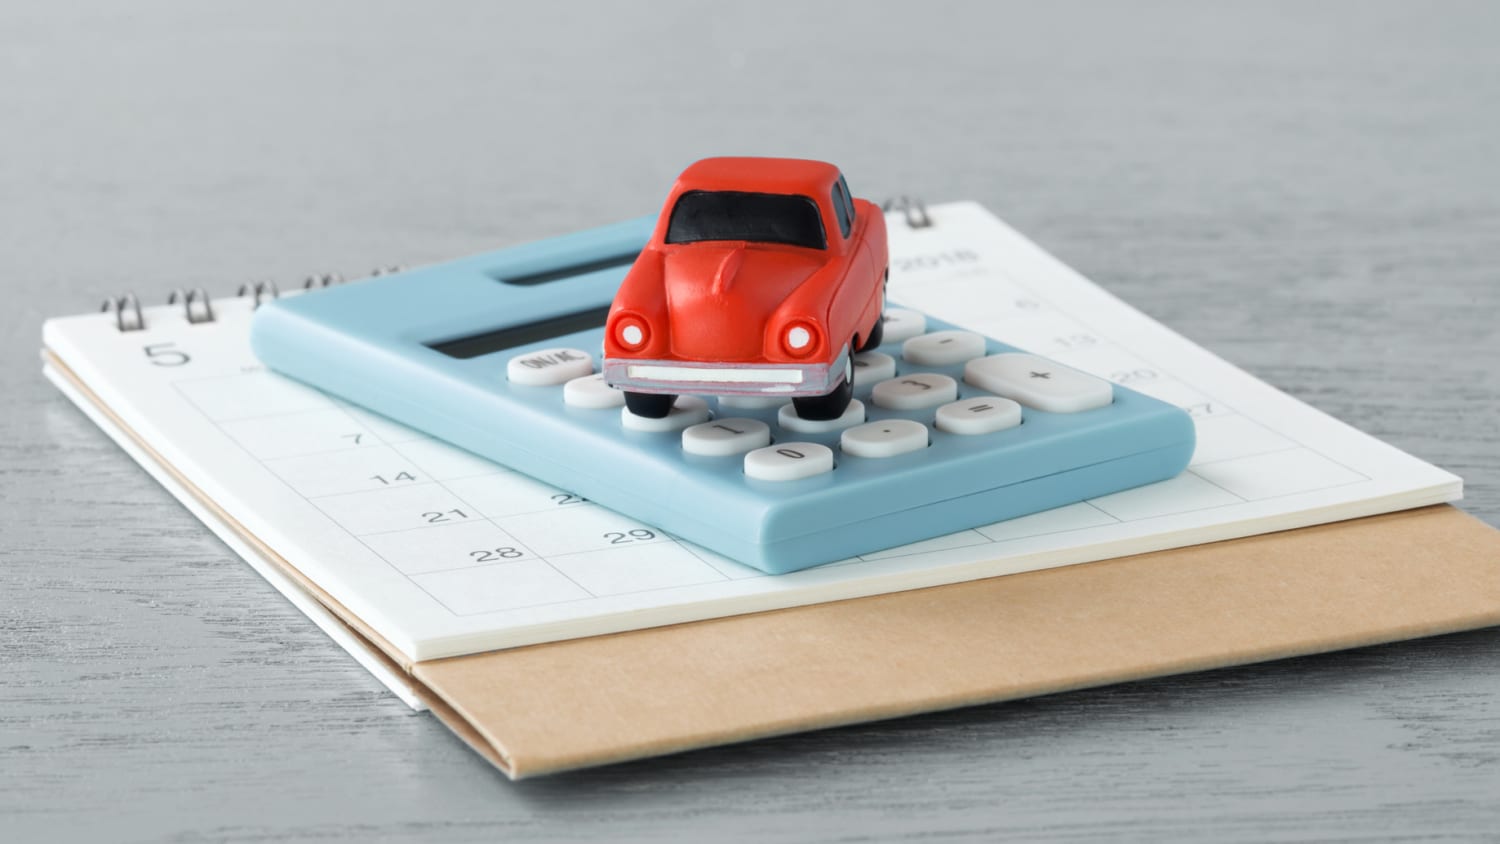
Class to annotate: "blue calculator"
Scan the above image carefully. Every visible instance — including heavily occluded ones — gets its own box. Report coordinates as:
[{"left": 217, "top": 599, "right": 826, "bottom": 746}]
[{"left": 250, "top": 217, "right": 1195, "bottom": 574}]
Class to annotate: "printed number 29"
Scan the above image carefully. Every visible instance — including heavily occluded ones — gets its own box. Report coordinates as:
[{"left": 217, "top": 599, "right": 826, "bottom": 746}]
[{"left": 144, "top": 342, "right": 190, "bottom": 367}]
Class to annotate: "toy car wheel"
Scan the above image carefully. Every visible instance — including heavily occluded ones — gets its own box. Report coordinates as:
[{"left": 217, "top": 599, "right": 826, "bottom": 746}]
[
  {"left": 859, "top": 304, "right": 885, "bottom": 351},
  {"left": 625, "top": 391, "right": 677, "bottom": 419},
  {"left": 792, "top": 348, "right": 854, "bottom": 421}
]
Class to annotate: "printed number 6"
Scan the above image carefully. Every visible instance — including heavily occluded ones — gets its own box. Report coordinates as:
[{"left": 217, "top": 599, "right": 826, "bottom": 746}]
[{"left": 144, "top": 342, "right": 190, "bottom": 367}]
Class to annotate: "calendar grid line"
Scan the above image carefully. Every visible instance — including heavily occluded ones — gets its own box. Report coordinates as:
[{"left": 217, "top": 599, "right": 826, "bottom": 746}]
[
  {"left": 381, "top": 428, "right": 601, "bottom": 600},
  {"left": 1189, "top": 444, "right": 1303, "bottom": 468},
  {"left": 981, "top": 265, "right": 1375, "bottom": 486},
  {"left": 189, "top": 371, "right": 745, "bottom": 617},
  {"left": 1182, "top": 468, "right": 1250, "bottom": 503}
]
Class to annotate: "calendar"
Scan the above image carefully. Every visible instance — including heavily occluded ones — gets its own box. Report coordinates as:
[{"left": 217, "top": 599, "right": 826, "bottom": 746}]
[{"left": 42, "top": 202, "right": 1462, "bottom": 663}]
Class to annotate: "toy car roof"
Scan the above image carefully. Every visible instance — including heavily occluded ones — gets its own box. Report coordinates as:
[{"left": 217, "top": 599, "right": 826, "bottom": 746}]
[{"left": 674, "top": 157, "right": 842, "bottom": 197}]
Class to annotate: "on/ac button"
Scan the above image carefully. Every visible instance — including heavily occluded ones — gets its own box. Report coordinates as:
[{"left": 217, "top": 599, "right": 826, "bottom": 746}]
[{"left": 506, "top": 347, "right": 594, "bottom": 386}]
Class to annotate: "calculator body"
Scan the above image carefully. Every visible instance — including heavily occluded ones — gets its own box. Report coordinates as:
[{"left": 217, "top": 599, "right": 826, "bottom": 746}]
[{"left": 250, "top": 217, "right": 1195, "bottom": 574}]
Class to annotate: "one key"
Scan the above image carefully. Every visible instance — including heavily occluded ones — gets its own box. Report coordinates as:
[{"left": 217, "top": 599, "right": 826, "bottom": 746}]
[
  {"left": 621, "top": 395, "right": 711, "bottom": 432},
  {"left": 902, "top": 330, "right": 986, "bottom": 367},
  {"left": 963, "top": 353, "right": 1113, "bottom": 413},
  {"left": 840, "top": 419, "right": 929, "bottom": 458},
  {"left": 563, "top": 373, "right": 626, "bottom": 409},
  {"left": 852, "top": 351, "right": 896, "bottom": 385},
  {"left": 778, "top": 399, "right": 866, "bottom": 434},
  {"left": 682, "top": 418, "right": 771, "bottom": 457},
  {"left": 744, "top": 442, "right": 835, "bottom": 482},
  {"left": 879, "top": 308, "right": 927, "bottom": 344},
  {"left": 870, "top": 373, "right": 958, "bottom": 410},
  {"left": 507, "top": 347, "right": 593, "bottom": 386},
  {"left": 934, "top": 396, "right": 1023, "bottom": 435}
]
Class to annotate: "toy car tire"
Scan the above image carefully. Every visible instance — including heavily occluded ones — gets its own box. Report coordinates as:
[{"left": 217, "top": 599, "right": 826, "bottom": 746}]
[
  {"left": 860, "top": 302, "right": 885, "bottom": 351},
  {"left": 792, "top": 348, "right": 855, "bottom": 421},
  {"left": 625, "top": 391, "right": 677, "bottom": 419}
]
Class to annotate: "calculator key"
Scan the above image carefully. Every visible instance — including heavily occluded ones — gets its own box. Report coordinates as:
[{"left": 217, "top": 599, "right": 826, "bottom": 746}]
[
  {"left": 718, "top": 394, "right": 790, "bottom": 410},
  {"left": 870, "top": 373, "right": 958, "bottom": 410},
  {"left": 935, "top": 396, "right": 1023, "bottom": 435},
  {"left": 840, "top": 419, "right": 930, "bottom": 458},
  {"left": 507, "top": 347, "right": 593, "bottom": 386},
  {"left": 902, "top": 330, "right": 986, "bottom": 367},
  {"left": 744, "top": 442, "right": 835, "bottom": 482},
  {"left": 880, "top": 308, "right": 927, "bottom": 344},
  {"left": 563, "top": 373, "right": 626, "bottom": 409},
  {"left": 963, "top": 353, "right": 1113, "bottom": 413},
  {"left": 621, "top": 395, "right": 711, "bottom": 432},
  {"left": 681, "top": 418, "right": 771, "bottom": 456},
  {"left": 778, "top": 398, "right": 866, "bottom": 434},
  {"left": 852, "top": 351, "right": 896, "bottom": 385}
]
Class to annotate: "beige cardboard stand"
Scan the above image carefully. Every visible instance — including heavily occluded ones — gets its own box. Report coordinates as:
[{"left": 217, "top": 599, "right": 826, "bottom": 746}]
[
  {"left": 47, "top": 350, "right": 1500, "bottom": 779},
  {"left": 414, "top": 506, "right": 1500, "bottom": 778}
]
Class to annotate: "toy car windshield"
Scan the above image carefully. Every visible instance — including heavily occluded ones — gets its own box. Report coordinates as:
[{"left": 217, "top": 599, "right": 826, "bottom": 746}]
[{"left": 664, "top": 190, "right": 827, "bottom": 250}]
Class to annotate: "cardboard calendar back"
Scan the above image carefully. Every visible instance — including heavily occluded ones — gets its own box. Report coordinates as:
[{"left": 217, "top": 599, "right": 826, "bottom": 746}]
[{"left": 411, "top": 504, "right": 1500, "bottom": 778}]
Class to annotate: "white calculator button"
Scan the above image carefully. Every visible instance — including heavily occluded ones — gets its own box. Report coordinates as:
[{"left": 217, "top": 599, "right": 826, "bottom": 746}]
[
  {"left": 681, "top": 418, "right": 771, "bottom": 456},
  {"left": 852, "top": 351, "right": 896, "bottom": 385},
  {"left": 902, "top": 330, "right": 986, "bottom": 367},
  {"left": 880, "top": 308, "right": 927, "bottom": 344},
  {"left": 507, "top": 347, "right": 594, "bottom": 386},
  {"left": 718, "top": 394, "right": 789, "bottom": 410},
  {"left": 840, "top": 419, "right": 930, "bottom": 458},
  {"left": 963, "top": 353, "right": 1113, "bottom": 413},
  {"left": 744, "top": 442, "right": 835, "bottom": 482},
  {"left": 778, "top": 398, "right": 866, "bottom": 434},
  {"left": 621, "top": 395, "right": 711, "bottom": 432},
  {"left": 563, "top": 373, "right": 625, "bottom": 409},
  {"left": 935, "top": 396, "right": 1023, "bottom": 435},
  {"left": 870, "top": 373, "right": 958, "bottom": 410}
]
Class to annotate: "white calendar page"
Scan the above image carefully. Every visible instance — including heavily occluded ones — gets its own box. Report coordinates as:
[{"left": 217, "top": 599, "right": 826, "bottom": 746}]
[{"left": 42, "top": 202, "right": 1461, "bottom": 662}]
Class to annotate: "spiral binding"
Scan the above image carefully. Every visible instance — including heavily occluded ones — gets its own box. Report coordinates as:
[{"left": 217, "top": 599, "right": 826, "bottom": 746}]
[
  {"left": 97, "top": 194, "right": 933, "bottom": 332},
  {"left": 101, "top": 267, "right": 404, "bottom": 331},
  {"left": 881, "top": 196, "right": 932, "bottom": 229},
  {"left": 235, "top": 280, "right": 279, "bottom": 308},
  {"left": 167, "top": 288, "right": 215, "bottom": 324},
  {"left": 303, "top": 272, "right": 342, "bottom": 290},
  {"left": 100, "top": 294, "right": 145, "bottom": 332}
]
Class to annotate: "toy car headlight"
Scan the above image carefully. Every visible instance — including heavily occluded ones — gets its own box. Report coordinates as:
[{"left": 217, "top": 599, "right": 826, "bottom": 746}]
[
  {"left": 782, "top": 321, "right": 820, "bottom": 357},
  {"left": 614, "top": 316, "right": 649, "bottom": 350}
]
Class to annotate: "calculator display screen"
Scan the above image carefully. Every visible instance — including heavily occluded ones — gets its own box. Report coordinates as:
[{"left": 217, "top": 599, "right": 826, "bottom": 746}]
[
  {"left": 488, "top": 251, "right": 640, "bottom": 286},
  {"left": 426, "top": 305, "right": 612, "bottom": 359}
]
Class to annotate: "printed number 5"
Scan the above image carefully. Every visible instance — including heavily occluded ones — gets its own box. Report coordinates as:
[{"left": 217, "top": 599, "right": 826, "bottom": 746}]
[{"left": 144, "top": 342, "right": 190, "bottom": 367}]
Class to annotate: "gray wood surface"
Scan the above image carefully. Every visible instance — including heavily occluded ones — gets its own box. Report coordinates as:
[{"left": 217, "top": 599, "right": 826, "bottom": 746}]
[{"left": 4, "top": 2, "right": 1498, "bottom": 841}]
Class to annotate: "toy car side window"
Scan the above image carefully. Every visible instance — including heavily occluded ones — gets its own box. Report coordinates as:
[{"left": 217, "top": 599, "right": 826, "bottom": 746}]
[{"left": 831, "top": 179, "right": 853, "bottom": 238}]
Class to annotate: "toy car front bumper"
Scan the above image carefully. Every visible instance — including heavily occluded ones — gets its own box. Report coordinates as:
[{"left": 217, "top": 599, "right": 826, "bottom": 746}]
[{"left": 603, "top": 347, "right": 848, "bottom": 397}]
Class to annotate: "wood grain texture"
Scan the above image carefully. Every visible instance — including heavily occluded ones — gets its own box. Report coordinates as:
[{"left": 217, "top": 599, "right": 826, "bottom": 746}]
[{"left": 3, "top": 1, "right": 1497, "bottom": 840}]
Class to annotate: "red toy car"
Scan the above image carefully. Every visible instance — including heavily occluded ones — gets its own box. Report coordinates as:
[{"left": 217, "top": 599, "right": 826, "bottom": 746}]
[{"left": 602, "top": 157, "right": 888, "bottom": 420}]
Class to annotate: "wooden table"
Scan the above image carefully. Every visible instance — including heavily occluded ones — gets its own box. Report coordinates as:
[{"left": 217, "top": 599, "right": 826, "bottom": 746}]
[{"left": 5, "top": 2, "right": 1498, "bottom": 839}]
